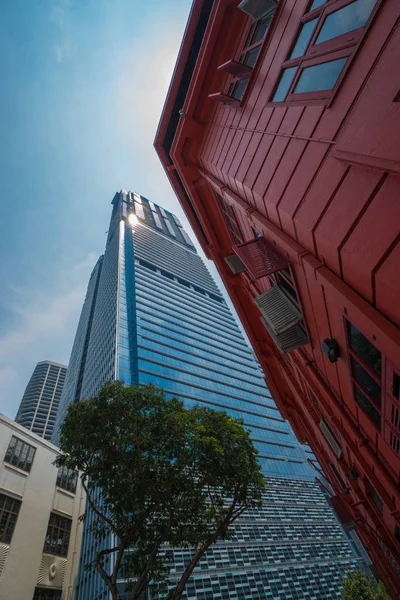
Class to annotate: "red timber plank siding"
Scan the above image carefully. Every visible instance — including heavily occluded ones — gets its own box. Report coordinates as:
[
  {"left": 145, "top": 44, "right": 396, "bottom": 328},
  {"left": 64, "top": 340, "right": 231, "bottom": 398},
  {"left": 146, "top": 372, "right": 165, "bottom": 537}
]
[{"left": 156, "top": 0, "right": 400, "bottom": 594}]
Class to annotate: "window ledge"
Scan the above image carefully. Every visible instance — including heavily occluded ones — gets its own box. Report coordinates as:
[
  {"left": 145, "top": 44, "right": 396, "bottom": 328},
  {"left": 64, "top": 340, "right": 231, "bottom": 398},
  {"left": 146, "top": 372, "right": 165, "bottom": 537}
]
[
  {"left": 3, "top": 462, "right": 29, "bottom": 477},
  {"left": 56, "top": 486, "right": 76, "bottom": 498}
]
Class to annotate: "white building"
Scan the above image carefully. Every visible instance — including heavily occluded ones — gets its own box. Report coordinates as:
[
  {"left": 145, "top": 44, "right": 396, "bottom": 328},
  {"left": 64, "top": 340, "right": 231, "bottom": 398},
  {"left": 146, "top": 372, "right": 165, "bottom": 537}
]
[{"left": 0, "top": 414, "right": 84, "bottom": 600}]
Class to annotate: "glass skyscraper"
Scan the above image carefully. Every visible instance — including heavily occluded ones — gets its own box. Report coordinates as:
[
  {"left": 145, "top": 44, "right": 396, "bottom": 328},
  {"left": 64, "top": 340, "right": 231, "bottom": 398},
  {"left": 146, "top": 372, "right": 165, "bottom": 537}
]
[
  {"left": 16, "top": 360, "right": 67, "bottom": 441},
  {"left": 55, "top": 190, "right": 358, "bottom": 600}
]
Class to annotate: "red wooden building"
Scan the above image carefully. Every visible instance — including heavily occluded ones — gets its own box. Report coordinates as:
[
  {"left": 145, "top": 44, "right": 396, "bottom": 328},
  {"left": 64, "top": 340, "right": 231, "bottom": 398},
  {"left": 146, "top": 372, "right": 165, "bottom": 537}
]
[{"left": 155, "top": 0, "right": 400, "bottom": 594}]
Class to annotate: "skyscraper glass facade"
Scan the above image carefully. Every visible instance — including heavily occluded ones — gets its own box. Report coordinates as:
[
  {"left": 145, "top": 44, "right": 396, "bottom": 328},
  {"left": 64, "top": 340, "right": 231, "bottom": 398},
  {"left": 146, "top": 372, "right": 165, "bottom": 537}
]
[
  {"left": 56, "top": 191, "right": 357, "bottom": 600},
  {"left": 16, "top": 360, "right": 67, "bottom": 441}
]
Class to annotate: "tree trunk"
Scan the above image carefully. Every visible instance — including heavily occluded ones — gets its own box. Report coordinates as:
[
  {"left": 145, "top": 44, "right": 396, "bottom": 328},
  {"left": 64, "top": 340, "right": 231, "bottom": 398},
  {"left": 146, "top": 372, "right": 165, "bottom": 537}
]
[
  {"left": 168, "top": 545, "right": 208, "bottom": 600},
  {"left": 168, "top": 508, "right": 236, "bottom": 600}
]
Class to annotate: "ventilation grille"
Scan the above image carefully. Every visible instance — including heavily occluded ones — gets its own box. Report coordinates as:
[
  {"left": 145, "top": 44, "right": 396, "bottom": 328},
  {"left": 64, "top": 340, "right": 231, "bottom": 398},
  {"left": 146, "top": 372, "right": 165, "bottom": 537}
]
[
  {"left": 37, "top": 555, "right": 67, "bottom": 588},
  {"left": 225, "top": 254, "right": 248, "bottom": 274},
  {"left": 320, "top": 420, "right": 342, "bottom": 459},
  {"left": 234, "top": 237, "right": 288, "bottom": 279},
  {"left": 238, "top": 0, "right": 277, "bottom": 20},
  {"left": 0, "top": 543, "right": 9, "bottom": 579},
  {"left": 261, "top": 318, "right": 308, "bottom": 354},
  {"left": 255, "top": 286, "right": 302, "bottom": 334}
]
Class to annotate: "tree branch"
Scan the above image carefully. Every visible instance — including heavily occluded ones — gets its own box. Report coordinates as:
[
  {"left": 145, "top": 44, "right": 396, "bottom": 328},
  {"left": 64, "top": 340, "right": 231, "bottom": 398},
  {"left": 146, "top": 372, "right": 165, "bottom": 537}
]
[
  {"left": 81, "top": 477, "right": 117, "bottom": 534},
  {"left": 96, "top": 546, "right": 121, "bottom": 600}
]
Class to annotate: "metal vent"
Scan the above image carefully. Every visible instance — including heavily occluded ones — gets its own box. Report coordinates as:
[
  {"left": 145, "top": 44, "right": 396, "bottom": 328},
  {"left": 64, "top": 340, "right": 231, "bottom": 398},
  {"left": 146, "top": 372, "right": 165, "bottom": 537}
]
[
  {"left": 255, "top": 286, "right": 302, "bottom": 334},
  {"left": 218, "top": 60, "right": 252, "bottom": 78},
  {"left": 238, "top": 0, "right": 277, "bottom": 20},
  {"left": 0, "top": 543, "right": 9, "bottom": 578},
  {"left": 225, "top": 254, "right": 248, "bottom": 274},
  {"left": 320, "top": 420, "right": 342, "bottom": 459},
  {"left": 234, "top": 237, "right": 288, "bottom": 279},
  {"left": 261, "top": 318, "right": 308, "bottom": 354},
  {"left": 37, "top": 555, "right": 67, "bottom": 588}
]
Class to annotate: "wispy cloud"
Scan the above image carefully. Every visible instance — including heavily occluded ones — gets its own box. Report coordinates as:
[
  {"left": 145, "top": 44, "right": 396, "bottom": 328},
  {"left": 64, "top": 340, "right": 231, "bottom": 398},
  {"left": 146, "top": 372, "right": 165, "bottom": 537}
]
[
  {"left": 49, "top": 0, "right": 72, "bottom": 63},
  {"left": 0, "top": 253, "right": 96, "bottom": 419}
]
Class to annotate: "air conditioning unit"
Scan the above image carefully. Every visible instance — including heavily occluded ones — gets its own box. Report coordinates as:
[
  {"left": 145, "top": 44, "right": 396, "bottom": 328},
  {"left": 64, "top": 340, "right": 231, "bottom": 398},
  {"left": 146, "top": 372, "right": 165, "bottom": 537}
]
[
  {"left": 320, "top": 420, "right": 342, "bottom": 459},
  {"left": 225, "top": 254, "right": 248, "bottom": 274},
  {"left": 238, "top": 0, "right": 277, "bottom": 21}
]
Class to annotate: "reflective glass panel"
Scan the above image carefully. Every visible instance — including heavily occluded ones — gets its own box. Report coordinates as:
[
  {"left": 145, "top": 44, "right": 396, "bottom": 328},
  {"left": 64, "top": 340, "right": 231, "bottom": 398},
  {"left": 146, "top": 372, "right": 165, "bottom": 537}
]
[
  {"left": 243, "top": 47, "right": 261, "bottom": 67},
  {"left": 350, "top": 357, "right": 381, "bottom": 406},
  {"left": 290, "top": 19, "right": 318, "bottom": 59},
  {"left": 353, "top": 385, "right": 381, "bottom": 428},
  {"left": 294, "top": 57, "right": 347, "bottom": 93},
  {"left": 252, "top": 20, "right": 268, "bottom": 44},
  {"left": 316, "top": 0, "right": 377, "bottom": 44},
  {"left": 347, "top": 322, "right": 381, "bottom": 378},
  {"left": 231, "top": 79, "right": 248, "bottom": 100},
  {"left": 272, "top": 67, "right": 297, "bottom": 101}
]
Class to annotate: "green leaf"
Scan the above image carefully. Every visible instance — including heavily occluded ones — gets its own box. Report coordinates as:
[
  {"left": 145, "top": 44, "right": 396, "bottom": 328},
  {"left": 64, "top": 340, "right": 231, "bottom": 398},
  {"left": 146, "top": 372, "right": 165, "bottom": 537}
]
[{"left": 58, "top": 382, "right": 265, "bottom": 600}]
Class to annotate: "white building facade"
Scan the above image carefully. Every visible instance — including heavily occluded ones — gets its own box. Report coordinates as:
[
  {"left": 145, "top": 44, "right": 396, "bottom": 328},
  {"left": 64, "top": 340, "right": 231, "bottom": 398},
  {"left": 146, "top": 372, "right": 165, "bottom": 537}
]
[{"left": 0, "top": 414, "right": 84, "bottom": 600}]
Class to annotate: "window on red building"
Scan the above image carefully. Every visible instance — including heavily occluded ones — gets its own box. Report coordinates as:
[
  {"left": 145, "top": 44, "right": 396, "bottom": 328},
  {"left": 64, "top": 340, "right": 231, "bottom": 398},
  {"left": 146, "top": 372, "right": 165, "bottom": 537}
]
[
  {"left": 269, "top": 267, "right": 302, "bottom": 315},
  {"left": 346, "top": 321, "right": 400, "bottom": 458},
  {"left": 216, "top": 194, "right": 243, "bottom": 245},
  {"left": 226, "top": 15, "right": 273, "bottom": 101},
  {"left": 346, "top": 321, "right": 382, "bottom": 428},
  {"left": 366, "top": 478, "right": 384, "bottom": 513},
  {"left": 271, "top": 0, "right": 380, "bottom": 104}
]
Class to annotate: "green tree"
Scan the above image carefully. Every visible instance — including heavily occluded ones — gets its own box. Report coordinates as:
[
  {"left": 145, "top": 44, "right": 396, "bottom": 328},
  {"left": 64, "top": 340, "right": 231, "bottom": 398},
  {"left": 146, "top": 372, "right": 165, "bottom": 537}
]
[
  {"left": 341, "top": 569, "right": 390, "bottom": 600},
  {"left": 56, "top": 381, "right": 265, "bottom": 600}
]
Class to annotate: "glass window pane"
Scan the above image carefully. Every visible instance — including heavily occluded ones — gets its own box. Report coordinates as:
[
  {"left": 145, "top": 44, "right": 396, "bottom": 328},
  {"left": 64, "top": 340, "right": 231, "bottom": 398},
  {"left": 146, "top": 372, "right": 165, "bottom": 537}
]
[
  {"left": 354, "top": 385, "right": 381, "bottom": 428},
  {"left": 253, "top": 20, "right": 268, "bottom": 43},
  {"left": 294, "top": 57, "right": 347, "bottom": 93},
  {"left": 347, "top": 322, "right": 381, "bottom": 378},
  {"left": 244, "top": 22, "right": 257, "bottom": 48},
  {"left": 272, "top": 67, "right": 297, "bottom": 101},
  {"left": 350, "top": 357, "right": 381, "bottom": 406},
  {"left": 316, "top": 0, "right": 377, "bottom": 44},
  {"left": 243, "top": 47, "right": 261, "bottom": 68},
  {"left": 231, "top": 79, "right": 248, "bottom": 101},
  {"left": 290, "top": 19, "right": 318, "bottom": 59}
]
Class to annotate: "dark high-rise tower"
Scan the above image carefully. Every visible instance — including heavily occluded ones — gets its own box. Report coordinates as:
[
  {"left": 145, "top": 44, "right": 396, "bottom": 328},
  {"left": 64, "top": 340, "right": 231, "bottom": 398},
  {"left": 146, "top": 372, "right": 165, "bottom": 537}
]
[
  {"left": 55, "top": 191, "right": 358, "bottom": 600},
  {"left": 16, "top": 360, "right": 67, "bottom": 441}
]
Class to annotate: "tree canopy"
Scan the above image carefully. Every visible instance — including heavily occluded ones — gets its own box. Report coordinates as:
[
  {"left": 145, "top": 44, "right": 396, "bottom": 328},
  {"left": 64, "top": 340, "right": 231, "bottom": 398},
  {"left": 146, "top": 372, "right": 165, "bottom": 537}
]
[
  {"left": 56, "top": 381, "right": 265, "bottom": 600},
  {"left": 341, "top": 569, "right": 390, "bottom": 600}
]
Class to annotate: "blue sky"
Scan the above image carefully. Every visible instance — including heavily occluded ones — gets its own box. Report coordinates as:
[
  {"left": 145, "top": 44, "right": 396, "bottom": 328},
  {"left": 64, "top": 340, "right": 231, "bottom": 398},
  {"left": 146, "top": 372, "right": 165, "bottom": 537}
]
[{"left": 0, "top": 0, "right": 243, "bottom": 419}]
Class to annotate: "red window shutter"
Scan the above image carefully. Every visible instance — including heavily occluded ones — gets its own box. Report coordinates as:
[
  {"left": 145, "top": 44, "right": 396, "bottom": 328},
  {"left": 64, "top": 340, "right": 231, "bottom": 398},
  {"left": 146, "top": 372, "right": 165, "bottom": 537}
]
[
  {"left": 330, "top": 496, "right": 353, "bottom": 525},
  {"left": 234, "top": 237, "right": 288, "bottom": 279},
  {"left": 218, "top": 60, "right": 252, "bottom": 78},
  {"left": 208, "top": 93, "right": 240, "bottom": 106}
]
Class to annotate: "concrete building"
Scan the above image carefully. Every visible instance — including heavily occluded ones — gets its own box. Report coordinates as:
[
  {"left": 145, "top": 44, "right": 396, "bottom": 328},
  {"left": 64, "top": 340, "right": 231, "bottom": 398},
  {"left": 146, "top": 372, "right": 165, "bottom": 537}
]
[
  {"left": 16, "top": 361, "right": 67, "bottom": 441},
  {"left": 56, "top": 190, "right": 360, "bottom": 600},
  {"left": 155, "top": 0, "right": 400, "bottom": 594},
  {"left": 0, "top": 414, "right": 84, "bottom": 600}
]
